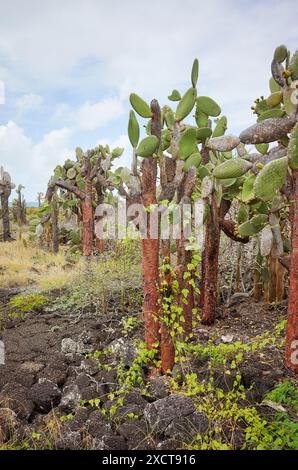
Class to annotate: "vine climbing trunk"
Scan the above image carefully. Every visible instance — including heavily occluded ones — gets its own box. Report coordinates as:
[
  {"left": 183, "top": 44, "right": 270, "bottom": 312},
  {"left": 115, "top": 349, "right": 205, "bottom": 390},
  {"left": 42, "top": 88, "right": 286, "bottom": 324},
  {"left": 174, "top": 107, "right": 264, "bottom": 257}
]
[
  {"left": 286, "top": 169, "right": 298, "bottom": 374},
  {"left": 0, "top": 192, "right": 11, "bottom": 241},
  {"left": 81, "top": 180, "right": 94, "bottom": 257}
]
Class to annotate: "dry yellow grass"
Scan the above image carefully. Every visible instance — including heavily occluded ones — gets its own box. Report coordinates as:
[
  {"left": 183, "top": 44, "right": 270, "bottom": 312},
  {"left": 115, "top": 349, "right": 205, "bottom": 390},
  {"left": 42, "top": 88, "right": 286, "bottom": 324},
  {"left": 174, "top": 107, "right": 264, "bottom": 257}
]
[{"left": 0, "top": 240, "right": 81, "bottom": 291}]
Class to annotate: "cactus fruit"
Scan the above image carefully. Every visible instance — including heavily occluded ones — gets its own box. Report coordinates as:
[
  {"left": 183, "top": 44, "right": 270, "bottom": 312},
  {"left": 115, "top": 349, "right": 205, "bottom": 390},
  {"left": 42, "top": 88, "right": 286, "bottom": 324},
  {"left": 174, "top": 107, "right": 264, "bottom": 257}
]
[
  {"left": 196, "top": 96, "right": 221, "bottom": 117},
  {"left": 129, "top": 93, "right": 152, "bottom": 118},
  {"left": 175, "top": 87, "right": 197, "bottom": 122},
  {"left": 191, "top": 58, "right": 199, "bottom": 88},
  {"left": 269, "top": 77, "right": 281, "bottom": 94},
  {"left": 195, "top": 108, "right": 209, "bottom": 128},
  {"left": 257, "top": 109, "right": 285, "bottom": 121},
  {"left": 168, "top": 89, "right": 181, "bottom": 101},
  {"left": 260, "top": 225, "right": 273, "bottom": 257},
  {"left": 196, "top": 127, "right": 212, "bottom": 141},
  {"left": 207, "top": 135, "right": 240, "bottom": 152},
  {"left": 288, "top": 123, "right": 298, "bottom": 170},
  {"left": 136, "top": 135, "right": 159, "bottom": 157},
  {"left": 273, "top": 45, "right": 288, "bottom": 63},
  {"left": 266, "top": 91, "right": 283, "bottom": 108},
  {"left": 179, "top": 128, "right": 198, "bottom": 160},
  {"left": 254, "top": 156, "right": 288, "bottom": 201},
  {"left": 256, "top": 162, "right": 264, "bottom": 170},
  {"left": 212, "top": 116, "right": 227, "bottom": 138},
  {"left": 289, "top": 50, "right": 298, "bottom": 80},
  {"left": 183, "top": 152, "right": 202, "bottom": 172},
  {"left": 255, "top": 143, "right": 269, "bottom": 155},
  {"left": 213, "top": 158, "right": 252, "bottom": 179},
  {"left": 128, "top": 110, "right": 140, "bottom": 148}
]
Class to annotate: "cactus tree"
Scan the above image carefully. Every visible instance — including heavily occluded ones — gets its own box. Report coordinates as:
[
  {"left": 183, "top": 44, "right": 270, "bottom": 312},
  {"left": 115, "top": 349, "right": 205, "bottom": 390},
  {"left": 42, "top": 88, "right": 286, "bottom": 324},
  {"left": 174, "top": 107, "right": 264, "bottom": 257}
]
[{"left": 0, "top": 166, "right": 15, "bottom": 241}]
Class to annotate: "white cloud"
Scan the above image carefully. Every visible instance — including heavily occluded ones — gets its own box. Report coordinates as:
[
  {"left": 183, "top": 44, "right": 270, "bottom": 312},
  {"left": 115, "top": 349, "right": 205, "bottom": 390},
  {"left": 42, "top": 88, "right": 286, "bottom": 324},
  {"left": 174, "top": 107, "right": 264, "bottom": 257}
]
[
  {"left": 0, "top": 121, "right": 73, "bottom": 200},
  {"left": 54, "top": 97, "right": 124, "bottom": 131},
  {"left": 15, "top": 93, "right": 44, "bottom": 113},
  {"left": 74, "top": 97, "right": 124, "bottom": 131}
]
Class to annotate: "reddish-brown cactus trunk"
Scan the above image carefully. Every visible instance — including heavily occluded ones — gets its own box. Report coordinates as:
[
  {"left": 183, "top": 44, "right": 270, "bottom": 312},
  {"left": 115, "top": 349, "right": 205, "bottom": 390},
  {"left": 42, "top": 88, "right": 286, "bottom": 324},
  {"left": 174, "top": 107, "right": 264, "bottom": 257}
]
[
  {"left": 201, "top": 195, "right": 220, "bottom": 325},
  {"left": 160, "top": 240, "right": 175, "bottom": 373},
  {"left": 141, "top": 99, "right": 161, "bottom": 351},
  {"left": 81, "top": 180, "right": 94, "bottom": 257},
  {"left": 263, "top": 243, "right": 285, "bottom": 303},
  {"left": 286, "top": 169, "right": 298, "bottom": 374}
]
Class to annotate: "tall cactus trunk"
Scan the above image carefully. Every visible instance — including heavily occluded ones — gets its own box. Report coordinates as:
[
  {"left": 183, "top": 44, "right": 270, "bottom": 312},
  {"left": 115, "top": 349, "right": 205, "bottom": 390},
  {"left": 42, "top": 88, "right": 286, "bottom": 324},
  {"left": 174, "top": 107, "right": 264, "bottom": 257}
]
[
  {"left": 201, "top": 195, "right": 220, "bottom": 325},
  {"left": 141, "top": 156, "right": 160, "bottom": 351},
  {"left": 51, "top": 197, "right": 59, "bottom": 254},
  {"left": 160, "top": 239, "right": 175, "bottom": 373},
  {"left": 0, "top": 193, "right": 11, "bottom": 241},
  {"left": 263, "top": 243, "right": 285, "bottom": 303},
  {"left": 81, "top": 180, "right": 94, "bottom": 257},
  {"left": 286, "top": 169, "right": 298, "bottom": 374},
  {"left": 253, "top": 265, "right": 263, "bottom": 302}
]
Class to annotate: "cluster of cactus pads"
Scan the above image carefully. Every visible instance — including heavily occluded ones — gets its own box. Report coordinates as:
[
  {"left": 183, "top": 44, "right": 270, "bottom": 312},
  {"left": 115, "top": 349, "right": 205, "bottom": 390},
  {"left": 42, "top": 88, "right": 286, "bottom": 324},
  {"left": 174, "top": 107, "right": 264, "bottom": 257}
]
[{"left": 38, "top": 45, "right": 298, "bottom": 374}]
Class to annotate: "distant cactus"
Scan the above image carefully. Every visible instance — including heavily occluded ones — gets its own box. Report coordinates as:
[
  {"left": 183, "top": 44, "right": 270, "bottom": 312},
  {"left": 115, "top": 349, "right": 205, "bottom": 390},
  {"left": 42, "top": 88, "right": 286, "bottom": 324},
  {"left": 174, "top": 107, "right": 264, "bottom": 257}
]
[{"left": 0, "top": 166, "right": 15, "bottom": 241}]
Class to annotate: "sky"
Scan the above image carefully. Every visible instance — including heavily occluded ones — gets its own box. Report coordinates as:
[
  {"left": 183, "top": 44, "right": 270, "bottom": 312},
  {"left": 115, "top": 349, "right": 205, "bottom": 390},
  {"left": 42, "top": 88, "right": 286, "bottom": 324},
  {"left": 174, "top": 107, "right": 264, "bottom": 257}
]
[{"left": 0, "top": 0, "right": 297, "bottom": 202}]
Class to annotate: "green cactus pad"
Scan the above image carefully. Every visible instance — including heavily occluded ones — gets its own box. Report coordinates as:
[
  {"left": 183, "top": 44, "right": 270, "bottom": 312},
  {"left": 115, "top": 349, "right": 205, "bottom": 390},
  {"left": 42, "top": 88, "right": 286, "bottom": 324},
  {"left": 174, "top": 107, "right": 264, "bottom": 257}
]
[
  {"left": 283, "top": 88, "right": 297, "bottom": 115},
  {"left": 160, "top": 129, "right": 171, "bottom": 151},
  {"left": 54, "top": 165, "right": 64, "bottom": 179},
  {"left": 273, "top": 45, "right": 288, "bottom": 63},
  {"left": 266, "top": 91, "right": 283, "bottom": 108},
  {"left": 191, "top": 58, "right": 199, "bottom": 88},
  {"left": 175, "top": 87, "right": 197, "bottom": 122},
  {"left": 168, "top": 89, "right": 181, "bottom": 101},
  {"left": 237, "top": 203, "right": 249, "bottom": 224},
  {"left": 179, "top": 128, "right": 198, "bottom": 160},
  {"left": 183, "top": 152, "right": 202, "bottom": 172},
  {"left": 196, "top": 127, "right": 212, "bottom": 141},
  {"left": 67, "top": 168, "right": 77, "bottom": 180},
  {"left": 257, "top": 109, "right": 285, "bottom": 121},
  {"left": 112, "top": 147, "right": 124, "bottom": 158},
  {"left": 213, "top": 158, "right": 252, "bottom": 179},
  {"left": 212, "top": 116, "right": 227, "bottom": 138},
  {"left": 128, "top": 110, "right": 139, "bottom": 148},
  {"left": 195, "top": 107, "right": 209, "bottom": 128},
  {"left": 197, "top": 165, "right": 210, "bottom": 179},
  {"left": 64, "top": 159, "right": 75, "bottom": 170},
  {"left": 136, "top": 135, "right": 159, "bottom": 158},
  {"left": 221, "top": 178, "right": 237, "bottom": 187},
  {"left": 288, "top": 123, "right": 298, "bottom": 170},
  {"left": 129, "top": 93, "right": 152, "bottom": 118},
  {"left": 196, "top": 96, "right": 221, "bottom": 117},
  {"left": 289, "top": 50, "right": 298, "bottom": 80},
  {"left": 255, "top": 143, "right": 269, "bottom": 155},
  {"left": 254, "top": 156, "right": 288, "bottom": 201},
  {"left": 222, "top": 151, "right": 233, "bottom": 159},
  {"left": 251, "top": 213, "right": 268, "bottom": 229},
  {"left": 238, "top": 221, "right": 259, "bottom": 237},
  {"left": 269, "top": 77, "right": 281, "bottom": 94},
  {"left": 165, "top": 108, "right": 175, "bottom": 129}
]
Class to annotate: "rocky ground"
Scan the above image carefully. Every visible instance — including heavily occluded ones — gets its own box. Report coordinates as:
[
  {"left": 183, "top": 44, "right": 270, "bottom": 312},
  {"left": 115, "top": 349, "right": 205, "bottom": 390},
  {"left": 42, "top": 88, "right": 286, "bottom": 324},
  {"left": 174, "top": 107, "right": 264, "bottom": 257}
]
[{"left": 0, "top": 287, "right": 293, "bottom": 450}]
